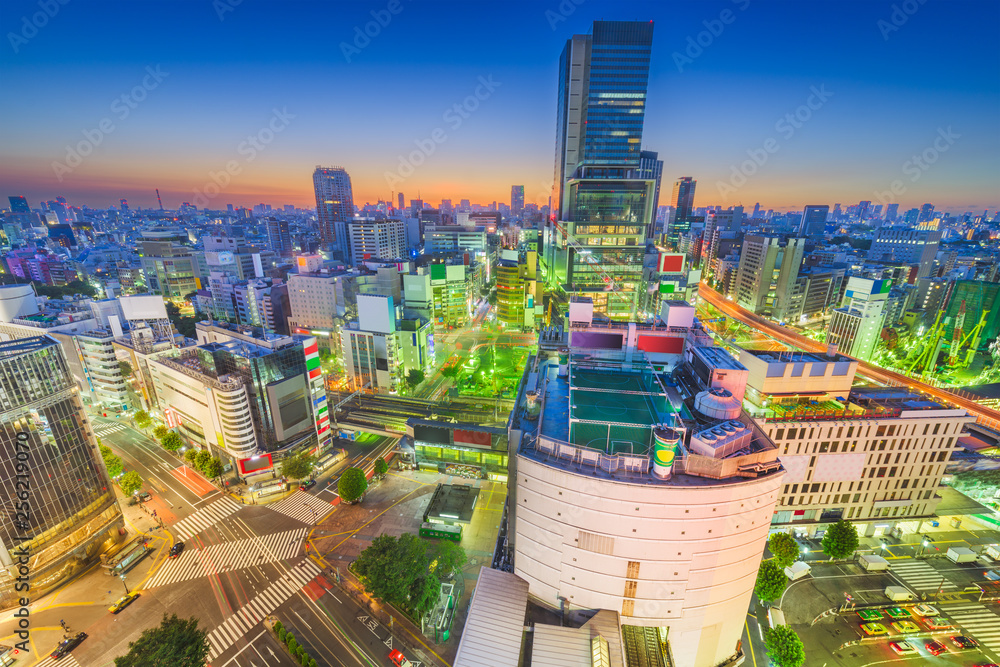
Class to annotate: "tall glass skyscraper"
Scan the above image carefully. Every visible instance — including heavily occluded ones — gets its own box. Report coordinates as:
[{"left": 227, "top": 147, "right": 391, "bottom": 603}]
[
  {"left": 313, "top": 166, "right": 355, "bottom": 254},
  {"left": 546, "top": 20, "right": 657, "bottom": 319},
  {"left": 0, "top": 336, "right": 125, "bottom": 608},
  {"left": 667, "top": 176, "right": 697, "bottom": 248}
]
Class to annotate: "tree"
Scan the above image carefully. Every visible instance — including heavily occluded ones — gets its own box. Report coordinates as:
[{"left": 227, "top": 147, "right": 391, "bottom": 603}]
[
  {"left": 764, "top": 624, "right": 805, "bottom": 667},
  {"left": 280, "top": 452, "right": 315, "bottom": 481},
  {"left": 406, "top": 369, "right": 425, "bottom": 388},
  {"left": 821, "top": 520, "right": 860, "bottom": 560},
  {"left": 195, "top": 450, "right": 212, "bottom": 471},
  {"left": 754, "top": 559, "right": 787, "bottom": 604},
  {"left": 102, "top": 450, "right": 124, "bottom": 478},
  {"left": 114, "top": 613, "right": 209, "bottom": 667},
  {"left": 338, "top": 467, "right": 367, "bottom": 503},
  {"left": 768, "top": 533, "right": 800, "bottom": 568},
  {"left": 428, "top": 540, "right": 466, "bottom": 579},
  {"left": 203, "top": 457, "right": 224, "bottom": 481},
  {"left": 184, "top": 449, "right": 198, "bottom": 466},
  {"left": 373, "top": 457, "right": 388, "bottom": 479},
  {"left": 134, "top": 410, "right": 151, "bottom": 429},
  {"left": 118, "top": 360, "right": 133, "bottom": 378},
  {"left": 119, "top": 471, "right": 143, "bottom": 497},
  {"left": 354, "top": 533, "right": 440, "bottom": 615},
  {"left": 160, "top": 432, "right": 183, "bottom": 452},
  {"left": 153, "top": 425, "right": 169, "bottom": 441}
]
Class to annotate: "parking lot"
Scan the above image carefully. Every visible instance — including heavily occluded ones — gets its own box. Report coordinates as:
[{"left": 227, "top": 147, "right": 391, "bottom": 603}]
[{"left": 781, "top": 556, "right": 1000, "bottom": 666}]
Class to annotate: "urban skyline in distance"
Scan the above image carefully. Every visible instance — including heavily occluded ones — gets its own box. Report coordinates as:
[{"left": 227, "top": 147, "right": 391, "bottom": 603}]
[{"left": 1, "top": 0, "right": 998, "bottom": 212}]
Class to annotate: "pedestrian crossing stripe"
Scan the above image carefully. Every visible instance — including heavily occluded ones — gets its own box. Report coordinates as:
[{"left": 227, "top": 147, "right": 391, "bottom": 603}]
[
  {"left": 145, "top": 528, "right": 308, "bottom": 588},
  {"left": 170, "top": 496, "right": 242, "bottom": 540},
  {"left": 889, "top": 559, "right": 957, "bottom": 591},
  {"left": 205, "top": 558, "right": 323, "bottom": 660},
  {"left": 34, "top": 653, "right": 83, "bottom": 667},
  {"left": 947, "top": 604, "right": 1000, "bottom": 652},
  {"left": 264, "top": 490, "right": 334, "bottom": 525},
  {"left": 94, "top": 422, "right": 126, "bottom": 435}
]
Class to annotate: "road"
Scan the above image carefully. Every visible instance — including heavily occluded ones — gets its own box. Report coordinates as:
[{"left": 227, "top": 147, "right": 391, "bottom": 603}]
[
  {"left": 699, "top": 283, "right": 1000, "bottom": 427},
  {"left": 12, "top": 418, "right": 403, "bottom": 667}
]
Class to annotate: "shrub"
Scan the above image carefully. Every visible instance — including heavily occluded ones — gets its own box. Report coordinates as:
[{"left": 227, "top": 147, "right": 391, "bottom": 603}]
[
  {"left": 277, "top": 628, "right": 286, "bottom": 643},
  {"left": 272, "top": 620, "right": 283, "bottom": 634},
  {"left": 287, "top": 636, "right": 297, "bottom": 651}
]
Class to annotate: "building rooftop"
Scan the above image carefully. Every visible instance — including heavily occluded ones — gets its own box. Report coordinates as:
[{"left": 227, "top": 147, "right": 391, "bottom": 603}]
[
  {"left": 742, "top": 348, "right": 855, "bottom": 365},
  {"left": 692, "top": 345, "right": 748, "bottom": 370}
]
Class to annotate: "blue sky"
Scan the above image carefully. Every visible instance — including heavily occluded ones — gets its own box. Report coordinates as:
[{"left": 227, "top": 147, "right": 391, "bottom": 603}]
[{"left": 1, "top": 0, "right": 997, "bottom": 213}]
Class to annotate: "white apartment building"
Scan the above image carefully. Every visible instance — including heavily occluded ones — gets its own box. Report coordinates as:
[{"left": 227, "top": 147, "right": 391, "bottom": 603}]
[
  {"left": 73, "top": 330, "right": 128, "bottom": 409},
  {"left": 345, "top": 219, "right": 405, "bottom": 266},
  {"left": 827, "top": 276, "right": 889, "bottom": 361}
]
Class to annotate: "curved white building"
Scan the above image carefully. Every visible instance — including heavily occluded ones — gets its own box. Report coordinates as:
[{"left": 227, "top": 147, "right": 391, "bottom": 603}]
[{"left": 508, "top": 319, "right": 783, "bottom": 667}]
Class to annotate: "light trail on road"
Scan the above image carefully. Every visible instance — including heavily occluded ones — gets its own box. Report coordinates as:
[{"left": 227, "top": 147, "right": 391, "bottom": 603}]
[{"left": 699, "top": 283, "right": 1000, "bottom": 426}]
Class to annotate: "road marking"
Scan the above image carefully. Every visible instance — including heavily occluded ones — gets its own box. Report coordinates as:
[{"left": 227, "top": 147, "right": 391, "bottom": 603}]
[
  {"left": 294, "top": 609, "right": 313, "bottom": 630},
  {"left": 170, "top": 496, "right": 242, "bottom": 540},
  {"left": 33, "top": 654, "right": 83, "bottom": 667},
  {"left": 217, "top": 628, "right": 267, "bottom": 667},
  {"left": 265, "top": 490, "right": 335, "bottom": 525},
  {"left": 206, "top": 560, "right": 322, "bottom": 661}
]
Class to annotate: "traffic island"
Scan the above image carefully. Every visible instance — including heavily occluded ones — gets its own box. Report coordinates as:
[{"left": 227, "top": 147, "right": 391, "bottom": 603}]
[{"left": 264, "top": 617, "right": 320, "bottom": 667}]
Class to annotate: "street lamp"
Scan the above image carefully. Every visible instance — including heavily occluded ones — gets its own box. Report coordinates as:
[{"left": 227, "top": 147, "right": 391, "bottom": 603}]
[{"left": 120, "top": 574, "right": 130, "bottom": 594}]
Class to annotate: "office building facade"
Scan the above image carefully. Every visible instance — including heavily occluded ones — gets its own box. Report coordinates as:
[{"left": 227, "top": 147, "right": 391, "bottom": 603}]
[
  {"left": 0, "top": 336, "right": 125, "bottom": 608},
  {"left": 313, "top": 166, "right": 355, "bottom": 252}
]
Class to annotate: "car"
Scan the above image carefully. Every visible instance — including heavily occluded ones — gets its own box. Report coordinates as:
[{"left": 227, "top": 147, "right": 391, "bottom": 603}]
[
  {"left": 299, "top": 479, "right": 316, "bottom": 491},
  {"left": 889, "top": 641, "right": 917, "bottom": 655},
  {"left": 910, "top": 603, "right": 939, "bottom": 616},
  {"left": 50, "top": 632, "right": 88, "bottom": 659},
  {"left": 108, "top": 593, "right": 140, "bottom": 614},
  {"left": 857, "top": 609, "right": 883, "bottom": 621},
  {"left": 137, "top": 491, "right": 152, "bottom": 503},
  {"left": 884, "top": 606, "right": 909, "bottom": 619},
  {"left": 891, "top": 620, "right": 920, "bottom": 633},
  {"left": 860, "top": 622, "right": 888, "bottom": 636},
  {"left": 169, "top": 542, "right": 184, "bottom": 559},
  {"left": 952, "top": 635, "right": 978, "bottom": 649},
  {"left": 975, "top": 663, "right": 1000, "bottom": 667},
  {"left": 923, "top": 617, "right": 954, "bottom": 630},
  {"left": 925, "top": 639, "right": 947, "bottom": 656}
]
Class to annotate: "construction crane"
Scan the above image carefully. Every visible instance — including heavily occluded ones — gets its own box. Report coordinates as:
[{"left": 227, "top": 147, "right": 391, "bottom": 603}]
[
  {"left": 156, "top": 188, "right": 164, "bottom": 210},
  {"left": 958, "top": 310, "right": 989, "bottom": 368},
  {"left": 907, "top": 311, "right": 946, "bottom": 374},
  {"left": 948, "top": 300, "right": 967, "bottom": 367}
]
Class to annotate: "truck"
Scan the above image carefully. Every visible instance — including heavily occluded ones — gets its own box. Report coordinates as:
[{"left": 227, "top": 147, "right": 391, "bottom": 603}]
[
  {"left": 859, "top": 554, "right": 890, "bottom": 572},
  {"left": 947, "top": 547, "right": 977, "bottom": 563},
  {"left": 885, "top": 586, "right": 914, "bottom": 602},
  {"left": 985, "top": 545, "right": 1000, "bottom": 561}
]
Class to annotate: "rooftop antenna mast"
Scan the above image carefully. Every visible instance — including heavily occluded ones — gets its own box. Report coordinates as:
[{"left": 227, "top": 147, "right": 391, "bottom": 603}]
[{"left": 156, "top": 189, "right": 164, "bottom": 210}]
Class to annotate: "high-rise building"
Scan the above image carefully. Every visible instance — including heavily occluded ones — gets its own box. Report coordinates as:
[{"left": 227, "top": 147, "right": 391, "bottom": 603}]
[
  {"left": 885, "top": 202, "right": 899, "bottom": 222},
  {"left": 857, "top": 200, "right": 871, "bottom": 220},
  {"left": 546, "top": 20, "right": 656, "bottom": 319},
  {"left": 510, "top": 185, "right": 524, "bottom": 217},
  {"left": 119, "top": 198, "right": 129, "bottom": 214},
  {"left": 0, "top": 336, "right": 126, "bottom": 608},
  {"left": 265, "top": 217, "right": 292, "bottom": 257},
  {"left": 667, "top": 176, "right": 696, "bottom": 247},
  {"left": 397, "top": 192, "right": 404, "bottom": 212},
  {"left": 827, "top": 277, "right": 890, "bottom": 361},
  {"left": 344, "top": 218, "right": 406, "bottom": 266},
  {"left": 867, "top": 227, "right": 941, "bottom": 278},
  {"left": 918, "top": 203, "right": 935, "bottom": 222},
  {"left": 313, "top": 166, "right": 354, "bottom": 252},
  {"left": 638, "top": 151, "right": 664, "bottom": 235},
  {"left": 735, "top": 235, "right": 806, "bottom": 320},
  {"left": 797, "top": 204, "right": 829, "bottom": 238},
  {"left": 7, "top": 196, "right": 30, "bottom": 213}
]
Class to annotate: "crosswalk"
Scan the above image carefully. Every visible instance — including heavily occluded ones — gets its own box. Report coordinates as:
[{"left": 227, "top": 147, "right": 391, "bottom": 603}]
[
  {"left": 206, "top": 558, "right": 323, "bottom": 661},
  {"left": 265, "top": 490, "right": 334, "bottom": 525},
  {"left": 170, "top": 497, "right": 242, "bottom": 540},
  {"left": 890, "top": 559, "right": 957, "bottom": 592},
  {"left": 93, "top": 422, "right": 126, "bottom": 437},
  {"left": 945, "top": 602, "right": 1000, "bottom": 653},
  {"left": 34, "top": 652, "right": 83, "bottom": 667},
  {"left": 145, "top": 528, "right": 307, "bottom": 588}
]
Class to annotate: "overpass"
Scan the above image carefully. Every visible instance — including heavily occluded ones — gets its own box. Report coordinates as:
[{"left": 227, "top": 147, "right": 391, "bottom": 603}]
[{"left": 699, "top": 283, "right": 1000, "bottom": 430}]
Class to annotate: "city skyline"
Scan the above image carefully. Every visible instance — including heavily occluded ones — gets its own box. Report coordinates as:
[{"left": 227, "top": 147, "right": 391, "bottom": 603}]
[{"left": 1, "top": 0, "right": 998, "bottom": 212}]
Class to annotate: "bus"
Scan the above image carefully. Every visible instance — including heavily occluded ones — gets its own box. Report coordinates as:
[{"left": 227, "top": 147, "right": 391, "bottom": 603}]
[
  {"left": 257, "top": 480, "right": 287, "bottom": 498},
  {"left": 106, "top": 541, "right": 152, "bottom": 576},
  {"left": 419, "top": 522, "right": 462, "bottom": 542}
]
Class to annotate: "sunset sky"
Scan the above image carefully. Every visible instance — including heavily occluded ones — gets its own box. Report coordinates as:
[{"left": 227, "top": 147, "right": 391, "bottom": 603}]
[{"left": 1, "top": 0, "right": 997, "bottom": 213}]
